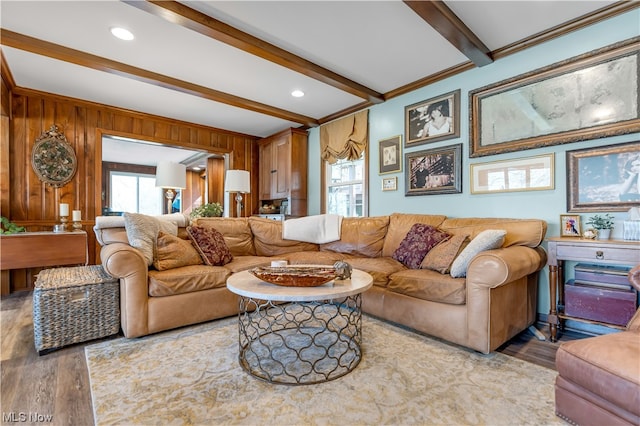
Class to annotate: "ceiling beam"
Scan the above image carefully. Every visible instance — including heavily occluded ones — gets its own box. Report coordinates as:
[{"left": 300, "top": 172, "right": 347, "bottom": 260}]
[
  {"left": 403, "top": 0, "right": 493, "bottom": 67},
  {"left": 0, "top": 29, "right": 319, "bottom": 127},
  {"left": 123, "top": 0, "right": 385, "bottom": 104}
]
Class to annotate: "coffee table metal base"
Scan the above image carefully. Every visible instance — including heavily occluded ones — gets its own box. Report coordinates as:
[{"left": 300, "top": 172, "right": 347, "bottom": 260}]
[{"left": 237, "top": 294, "right": 363, "bottom": 385}]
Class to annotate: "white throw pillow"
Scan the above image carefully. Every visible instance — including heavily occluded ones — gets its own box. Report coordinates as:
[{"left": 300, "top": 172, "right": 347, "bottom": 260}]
[
  {"left": 449, "top": 229, "right": 506, "bottom": 278},
  {"left": 124, "top": 212, "right": 178, "bottom": 266}
]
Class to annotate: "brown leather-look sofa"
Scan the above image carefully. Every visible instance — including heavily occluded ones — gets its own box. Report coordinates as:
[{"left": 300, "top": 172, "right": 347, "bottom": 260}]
[
  {"left": 555, "top": 264, "right": 640, "bottom": 426},
  {"left": 95, "top": 213, "right": 547, "bottom": 354}
]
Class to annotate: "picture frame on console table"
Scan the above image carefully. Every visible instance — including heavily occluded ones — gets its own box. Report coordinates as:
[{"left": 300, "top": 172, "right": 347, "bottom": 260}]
[
  {"left": 379, "top": 135, "right": 402, "bottom": 174},
  {"left": 560, "top": 214, "right": 582, "bottom": 237},
  {"left": 404, "top": 90, "right": 460, "bottom": 147},
  {"left": 469, "top": 153, "right": 554, "bottom": 194},
  {"left": 405, "top": 144, "right": 462, "bottom": 196},
  {"left": 567, "top": 141, "right": 640, "bottom": 213},
  {"left": 469, "top": 38, "right": 640, "bottom": 158}
]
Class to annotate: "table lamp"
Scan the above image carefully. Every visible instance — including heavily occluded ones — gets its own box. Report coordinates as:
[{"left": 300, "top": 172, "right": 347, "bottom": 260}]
[
  {"left": 225, "top": 170, "right": 250, "bottom": 217},
  {"left": 156, "top": 161, "right": 186, "bottom": 214}
]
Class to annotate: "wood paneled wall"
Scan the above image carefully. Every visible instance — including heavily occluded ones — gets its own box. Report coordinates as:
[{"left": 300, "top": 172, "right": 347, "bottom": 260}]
[{"left": 2, "top": 87, "right": 259, "bottom": 294}]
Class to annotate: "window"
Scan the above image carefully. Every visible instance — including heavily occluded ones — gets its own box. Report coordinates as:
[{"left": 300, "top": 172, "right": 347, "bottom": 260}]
[
  {"left": 109, "top": 171, "right": 163, "bottom": 215},
  {"left": 325, "top": 154, "right": 367, "bottom": 217}
]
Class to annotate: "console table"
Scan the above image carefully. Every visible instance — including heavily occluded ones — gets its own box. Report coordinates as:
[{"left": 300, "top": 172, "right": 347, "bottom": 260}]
[
  {"left": 547, "top": 237, "right": 639, "bottom": 342},
  {"left": 0, "top": 231, "right": 88, "bottom": 295}
]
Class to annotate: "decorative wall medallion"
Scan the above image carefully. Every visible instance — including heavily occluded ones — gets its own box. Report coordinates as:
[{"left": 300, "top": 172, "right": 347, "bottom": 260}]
[{"left": 31, "top": 125, "right": 77, "bottom": 187}]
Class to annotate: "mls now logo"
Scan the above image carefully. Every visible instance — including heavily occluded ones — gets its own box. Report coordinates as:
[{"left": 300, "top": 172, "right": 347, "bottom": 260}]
[{"left": 2, "top": 412, "right": 53, "bottom": 422}]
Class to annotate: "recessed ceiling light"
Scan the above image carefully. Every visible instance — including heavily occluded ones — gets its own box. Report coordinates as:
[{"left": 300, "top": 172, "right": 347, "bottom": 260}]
[
  {"left": 291, "top": 90, "right": 305, "bottom": 98},
  {"left": 110, "top": 27, "right": 134, "bottom": 41}
]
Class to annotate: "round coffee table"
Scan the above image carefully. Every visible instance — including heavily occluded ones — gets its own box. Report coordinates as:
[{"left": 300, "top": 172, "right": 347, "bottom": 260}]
[{"left": 226, "top": 268, "right": 373, "bottom": 385}]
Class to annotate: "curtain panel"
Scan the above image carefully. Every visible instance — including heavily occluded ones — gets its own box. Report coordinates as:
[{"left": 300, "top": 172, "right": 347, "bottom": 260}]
[{"left": 320, "top": 110, "right": 369, "bottom": 164}]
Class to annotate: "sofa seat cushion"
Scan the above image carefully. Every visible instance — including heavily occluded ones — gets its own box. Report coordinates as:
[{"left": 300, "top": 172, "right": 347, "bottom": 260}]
[
  {"left": 388, "top": 269, "right": 466, "bottom": 305},
  {"left": 556, "top": 332, "right": 640, "bottom": 417},
  {"left": 284, "top": 251, "right": 346, "bottom": 265},
  {"left": 223, "top": 256, "right": 273, "bottom": 273},
  {"left": 249, "top": 217, "right": 319, "bottom": 256},
  {"left": 148, "top": 265, "right": 230, "bottom": 297},
  {"left": 320, "top": 216, "right": 390, "bottom": 258},
  {"left": 195, "top": 217, "right": 256, "bottom": 256},
  {"left": 342, "top": 256, "right": 405, "bottom": 287}
]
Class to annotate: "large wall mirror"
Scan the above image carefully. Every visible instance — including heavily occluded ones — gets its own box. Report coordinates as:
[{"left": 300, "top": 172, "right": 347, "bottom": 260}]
[{"left": 100, "top": 134, "right": 227, "bottom": 217}]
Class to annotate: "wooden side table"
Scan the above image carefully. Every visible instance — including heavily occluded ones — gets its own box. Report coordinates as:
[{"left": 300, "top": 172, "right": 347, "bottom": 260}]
[
  {"left": 0, "top": 231, "right": 88, "bottom": 295},
  {"left": 546, "top": 237, "right": 639, "bottom": 341}
]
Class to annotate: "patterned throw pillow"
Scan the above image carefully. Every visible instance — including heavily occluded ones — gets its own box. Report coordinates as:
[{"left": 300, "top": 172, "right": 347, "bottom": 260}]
[
  {"left": 153, "top": 231, "right": 203, "bottom": 271},
  {"left": 124, "top": 212, "right": 178, "bottom": 266},
  {"left": 392, "top": 223, "right": 451, "bottom": 269},
  {"left": 421, "top": 234, "right": 470, "bottom": 274},
  {"left": 187, "top": 225, "right": 233, "bottom": 266},
  {"left": 450, "top": 229, "right": 506, "bottom": 278}
]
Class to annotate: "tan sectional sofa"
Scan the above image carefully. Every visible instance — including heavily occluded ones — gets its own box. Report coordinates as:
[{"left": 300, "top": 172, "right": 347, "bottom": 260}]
[{"left": 95, "top": 213, "right": 547, "bottom": 354}]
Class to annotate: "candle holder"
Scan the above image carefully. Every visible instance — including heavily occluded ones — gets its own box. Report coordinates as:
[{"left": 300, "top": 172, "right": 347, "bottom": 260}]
[
  {"left": 72, "top": 221, "right": 83, "bottom": 231},
  {"left": 55, "top": 215, "right": 68, "bottom": 232}
]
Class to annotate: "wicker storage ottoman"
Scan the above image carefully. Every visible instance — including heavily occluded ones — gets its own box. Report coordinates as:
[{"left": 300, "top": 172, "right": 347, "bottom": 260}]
[{"left": 33, "top": 265, "right": 119, "bottom": 354}]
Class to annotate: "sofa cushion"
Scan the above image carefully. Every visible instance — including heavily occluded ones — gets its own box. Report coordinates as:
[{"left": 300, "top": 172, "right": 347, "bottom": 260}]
[
  {"left": 392, "top": 223, "right": 450, "bottom": 269},
  {"left": 187, "top": 225, "right": 233, "bottom": 266},
  {"left": 249, "top": 217, "right": 319, "bottom": 256},
  {"left": 195, "top": 217, "right": 256, "bottom": 256},
  {"left": 153, "top": 231, "right": 203, "bottom": 271},
  {"left": 381, "top": 213, "right": 447, "bottom": 257},
  {"left": 342, "top": 255, "right": 405, "bottom": 287},
  {"left": 388, "top": 269, "right": 466, "bottom": 305},
  {"left": 284, "top": 251, "right": 346, "bottom": 265},
  {"left": 148, "top": 265, "right": 230, "bottom": 297},
  {"left": 124, "top": 212, "right": 178, "bottom": 266},
  {"left": 320, "top": 216, "right": 390, "bottom": 258},
  {"left": 421, "top": 234, "right": 470, "bottom": 274},
  {"left": 223, "top": 256, "right": 273, "bottom": 273},
  {"left": 450, "top": 230, "right": 506, "bottom": 278},
  {"left": 440, "top": 217, "right": 546, "bottom": 248}
]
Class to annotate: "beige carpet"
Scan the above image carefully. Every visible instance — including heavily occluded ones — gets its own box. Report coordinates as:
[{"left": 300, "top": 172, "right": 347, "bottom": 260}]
[{"left": 85, "top": 315, "right": 565, "bottom": 426}]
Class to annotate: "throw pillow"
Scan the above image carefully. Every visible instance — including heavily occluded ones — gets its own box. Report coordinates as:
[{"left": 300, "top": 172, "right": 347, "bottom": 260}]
[
  {"left": 187, "top": 225, "right": 233, "bottom": 266},
  {"left": 450, "top": 229, "right": 507, "bottom": 278},
  {"left": 421, "top": 234, "right": 470, "bottom": 274},
  {"left": 124, "top": 212, "right": 178, "bottom": 266},
  {"left": 392, "top": 223, "right": 451, "bottom": 269},
  {"left": 153, "top": 231, "right": 203, "bottom": 271}
]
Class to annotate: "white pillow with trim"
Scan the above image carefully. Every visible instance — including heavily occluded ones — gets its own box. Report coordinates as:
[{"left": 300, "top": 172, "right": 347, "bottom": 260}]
[{"left": 449, "top": 229, "right": 506, "bottom": 278}]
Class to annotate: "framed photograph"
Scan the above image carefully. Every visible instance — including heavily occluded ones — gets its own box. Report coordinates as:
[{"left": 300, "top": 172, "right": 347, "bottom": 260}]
[
  {"left": 560, "top": 214, "right": 582, "bottom": 237},
  {"left": 405, "top": 144, "right": 462, "bottom": 196},
  {"left": 405, "top": 90, "right": 460, "bottom": 147},
  {"left": 470, "top": 153, "right": 554, "bottom": 194},
  {"left": 567, "top": 141, "right": 640, "bottom": 212},
  {"left": 470, "top": 39, "right": 640, "bottom": 157},
  {"left": 379, "top": 135, "right": 402, "bottom": 174},
  {"left": 382, "top": 176, "right": 397, "bottom": 191}
]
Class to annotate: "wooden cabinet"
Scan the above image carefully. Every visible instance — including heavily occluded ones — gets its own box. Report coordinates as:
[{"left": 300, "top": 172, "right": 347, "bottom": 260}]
[
  {"left": 546, "top": 237, "right": 639, "bottom": 341},
  {"left": 258, "top": 128, "right": 308, "bottom": 216}
]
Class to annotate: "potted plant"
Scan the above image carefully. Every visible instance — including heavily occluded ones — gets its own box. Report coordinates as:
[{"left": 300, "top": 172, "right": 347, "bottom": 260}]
[
  {"left": 585, "top": 213, "right": 614, "bottom": 240},
  {"left": 190, "top": 202, "right": 223, "bottom": 219}
]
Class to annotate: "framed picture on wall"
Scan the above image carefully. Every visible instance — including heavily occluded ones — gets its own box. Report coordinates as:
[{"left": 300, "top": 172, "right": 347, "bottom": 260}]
[
  {"left": 404, "top": 90, "right": 460, "bottom": 147},
  {"left": 560, "top": 214, "right": 582, "bottom": 237},
  {"left": 405, "top": 144, "right": 462, "bottom": 196},
  {"left": 382, "top": 176, "right": 397, "bottom": 191},
  {"left": 379, "top": 135, "right": 402, "bottom": 174},
  {"left": 567, "top": 141, "right": 640, "bottom": 212}
]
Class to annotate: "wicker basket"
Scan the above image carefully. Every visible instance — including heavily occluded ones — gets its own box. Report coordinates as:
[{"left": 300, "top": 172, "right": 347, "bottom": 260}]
[{"left": 33, "top": 265, "right": 119, "bottom": 354}]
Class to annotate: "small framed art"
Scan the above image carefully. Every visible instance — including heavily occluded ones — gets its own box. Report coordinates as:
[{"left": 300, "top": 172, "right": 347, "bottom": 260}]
[
  {"left": 379, "top": 136, "right": 402, "bottom": 174},
  {"left": 405, "top": 90, "right": 460, "bottom": 147},
  {"left": 560, "top": 214, "right": 581, "bottom": 237},
  {"left": 382, "top": 176, "right": 397, "bottom": 191}
]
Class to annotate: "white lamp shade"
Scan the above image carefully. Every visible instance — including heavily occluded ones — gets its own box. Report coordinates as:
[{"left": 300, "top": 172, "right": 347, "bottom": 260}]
[
  {"left": 155, "top": 162, "right": 186, "bottom": 189},
  {"left": 225, "top": 170, "right": 250, "bottom": 193}
]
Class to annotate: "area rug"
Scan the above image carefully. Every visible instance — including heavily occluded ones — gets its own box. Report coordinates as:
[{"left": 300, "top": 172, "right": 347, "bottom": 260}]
[{"left": 85, "top": 316, "right": 564, "bottom": 425}]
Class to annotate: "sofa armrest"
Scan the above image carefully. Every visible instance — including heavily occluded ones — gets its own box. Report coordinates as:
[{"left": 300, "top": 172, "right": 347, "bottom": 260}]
[
  {"left": 100, "top": 243, "right": 150, "bottom": 337},
  {"left": 466, "top": 245, "right": 547, "bottom": 289}
]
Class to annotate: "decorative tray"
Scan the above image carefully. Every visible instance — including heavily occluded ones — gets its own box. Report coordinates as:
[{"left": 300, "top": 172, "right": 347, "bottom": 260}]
[{"left": 249, "top": 266, "right": 337, "bottom": 287}]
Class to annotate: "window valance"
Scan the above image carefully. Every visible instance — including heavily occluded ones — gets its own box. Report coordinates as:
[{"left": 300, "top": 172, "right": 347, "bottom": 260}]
[{"left": 320, "top": 110, "right": 369, "bottom": 164}]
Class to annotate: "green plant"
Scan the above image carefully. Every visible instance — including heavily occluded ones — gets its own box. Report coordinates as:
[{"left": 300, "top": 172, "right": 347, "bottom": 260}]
[
  {"left": 0, "top": 216, "right": 26, "bottom": 234},
  {"left": 190, "top": 202, "right": 223, "bottom": 219},
  {"left": 585, "top": 213, "right": 614, "bottom": 230}
]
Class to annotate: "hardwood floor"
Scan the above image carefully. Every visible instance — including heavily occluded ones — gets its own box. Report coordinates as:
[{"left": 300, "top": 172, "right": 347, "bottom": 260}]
[{"left": 1, "top": 291, "right": 585, "bottom": 426}]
